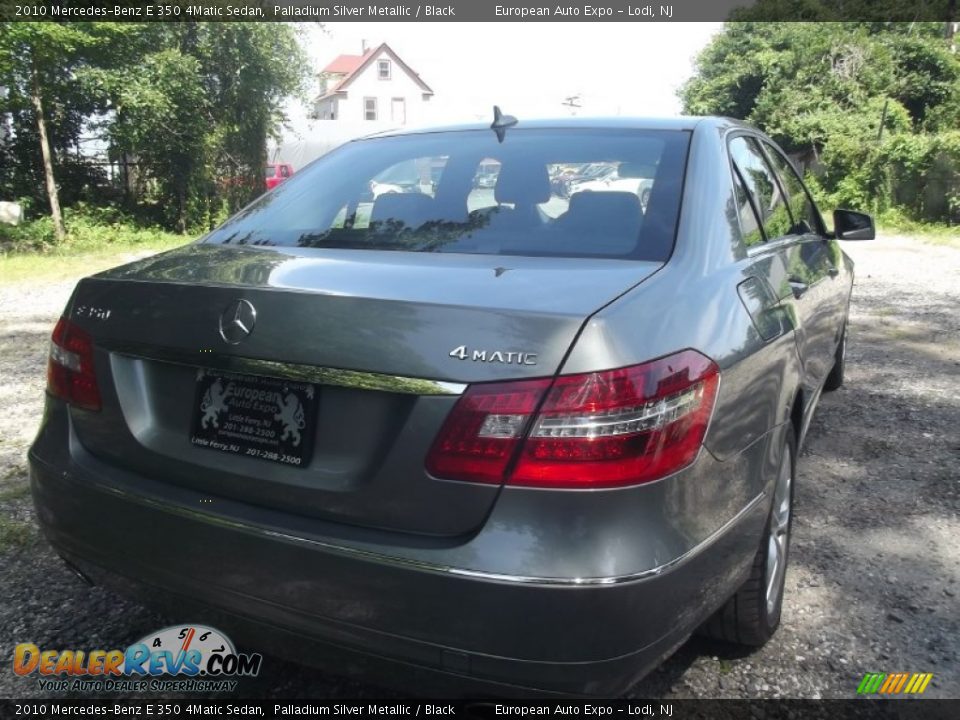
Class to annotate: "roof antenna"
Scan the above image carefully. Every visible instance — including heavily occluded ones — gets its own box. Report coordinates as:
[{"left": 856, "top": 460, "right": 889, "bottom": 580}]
[{"left": 490, "top": 106, "right": 518, "bottom": 143}]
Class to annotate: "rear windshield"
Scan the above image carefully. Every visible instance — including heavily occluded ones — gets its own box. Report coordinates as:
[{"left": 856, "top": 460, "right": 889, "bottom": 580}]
[{"left": 205, "top": 128, "right": 690, "bottom": 261}]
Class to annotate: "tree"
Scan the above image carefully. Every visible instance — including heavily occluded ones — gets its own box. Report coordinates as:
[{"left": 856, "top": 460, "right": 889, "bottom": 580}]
[
  {"left": 81, "top": 23, "right": 308, "bottom": 233},
  {"left": 200, "top": 24, "right": 308, "bottom": 210},
  {"left": 1, "top": 22, "right": 309, "bottom": 238},
  {"left": 680, "top": 21, "right": 960, "bottom": 221},
  {"left": 0, "top": 23, "right": 99, "bottom": 241}
]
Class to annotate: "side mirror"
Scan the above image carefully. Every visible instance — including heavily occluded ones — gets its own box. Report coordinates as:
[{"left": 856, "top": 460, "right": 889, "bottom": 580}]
[{"left": 833, "top": 209, "right": 875, "bottom": 240}]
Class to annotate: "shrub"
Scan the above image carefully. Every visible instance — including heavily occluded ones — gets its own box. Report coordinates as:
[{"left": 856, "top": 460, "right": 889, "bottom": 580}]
[{"left": 0, "top": 204, "right": 185, "bottom": 255}]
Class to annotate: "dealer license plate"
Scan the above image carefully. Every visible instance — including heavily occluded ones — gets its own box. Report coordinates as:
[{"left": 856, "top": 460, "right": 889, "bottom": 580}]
[{"left": 189, "top": 369, "right": 318, "bottom": 467}]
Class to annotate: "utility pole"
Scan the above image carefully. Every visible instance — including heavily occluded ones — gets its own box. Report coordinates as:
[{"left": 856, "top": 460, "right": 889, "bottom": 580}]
[
  {"left": 948, "top": 0, "right": 957, "bottom": 52},
  {"left": 561, "top": 94, "right": 582, "bottom": 116},
  {"left": 877, "top": 99, "right": 889, "bottom": 144}
]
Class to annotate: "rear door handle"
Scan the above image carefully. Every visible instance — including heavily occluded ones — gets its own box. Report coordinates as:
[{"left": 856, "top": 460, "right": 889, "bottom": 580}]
[{"left": 788, "top": 277, "right": 809, "bottom": 299}]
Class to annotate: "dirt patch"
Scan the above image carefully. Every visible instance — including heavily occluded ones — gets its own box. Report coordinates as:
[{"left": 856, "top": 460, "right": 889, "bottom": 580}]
[{"left": 0, "top": 236, "right": 958, "bottom": 699}]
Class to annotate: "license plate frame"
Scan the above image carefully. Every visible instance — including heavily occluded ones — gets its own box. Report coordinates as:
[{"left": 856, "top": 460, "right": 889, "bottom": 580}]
[{"left": 189, "top": 368, "right": 318, "bottom": 468}]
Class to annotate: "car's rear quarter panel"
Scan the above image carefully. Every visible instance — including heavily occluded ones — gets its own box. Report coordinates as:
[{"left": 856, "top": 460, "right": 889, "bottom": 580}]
[{"left": 565, "top": 119, "right": 801, "bottom": 477}]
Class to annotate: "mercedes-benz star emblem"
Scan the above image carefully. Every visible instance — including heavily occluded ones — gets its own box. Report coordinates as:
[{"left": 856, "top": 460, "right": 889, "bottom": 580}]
[{"left": 218, "top": 299, "right": 257, "bottom": 345}]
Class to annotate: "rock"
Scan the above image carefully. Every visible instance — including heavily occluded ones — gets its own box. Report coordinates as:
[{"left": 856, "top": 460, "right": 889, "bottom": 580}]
[{"left": 0, "top": 201, "right": 23, "bottom": 226}]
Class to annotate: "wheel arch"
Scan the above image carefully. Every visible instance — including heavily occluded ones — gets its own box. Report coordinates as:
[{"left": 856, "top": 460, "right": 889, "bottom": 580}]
[{"left": 789, "top": 387, "right": 804, "bottom": 446}]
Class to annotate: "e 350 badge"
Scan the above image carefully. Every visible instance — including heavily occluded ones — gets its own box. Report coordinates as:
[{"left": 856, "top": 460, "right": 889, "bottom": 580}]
[{"left": 13, "top": 624, "right": 262, "bottom": 693}]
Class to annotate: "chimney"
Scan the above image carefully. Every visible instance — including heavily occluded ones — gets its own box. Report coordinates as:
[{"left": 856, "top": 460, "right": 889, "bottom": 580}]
[{"left": 361, "top": 39, "right": 368, "bottom": 54}]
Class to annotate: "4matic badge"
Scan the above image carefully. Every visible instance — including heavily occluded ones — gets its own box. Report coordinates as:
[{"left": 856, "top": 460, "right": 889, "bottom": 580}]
[{"left": 449, "top": 345, "right": 537, "bottom": 366}]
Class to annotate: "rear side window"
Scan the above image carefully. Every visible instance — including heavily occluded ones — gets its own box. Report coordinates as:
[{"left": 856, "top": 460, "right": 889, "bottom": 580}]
[
  {"left": 204, "top": 129, "right": 691, "bottom": 262},
  {"left": 728, "top": 136, "right": 793, "bottom": 242}
]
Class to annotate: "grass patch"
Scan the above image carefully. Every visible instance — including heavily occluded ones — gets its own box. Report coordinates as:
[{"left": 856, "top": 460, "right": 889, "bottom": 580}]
[
  {"left": 0, "top": 210, "right": 193, "bottom": 283},
  {"left": 0, "top": 516, "right": 33, "bottom": 551},
  {"left": 876, "top": 210, "right": 960, "bottom": 248},
  {"left": 0, "top": 481, "right": 30, "bottom": 503},
  {"left": 909, "top": 233, "right": 960, "bottom": 249},
  {"left": 0, "top": 236, "right": 189, "bottom": 283},
  {"left": 2, "top": 464, "right": 25, "bottom": 480}
]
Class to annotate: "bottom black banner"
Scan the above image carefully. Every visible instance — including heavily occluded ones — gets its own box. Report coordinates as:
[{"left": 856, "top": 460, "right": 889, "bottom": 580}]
[{"left": 0, "top": 700, "right": 958, "bottom": 720}]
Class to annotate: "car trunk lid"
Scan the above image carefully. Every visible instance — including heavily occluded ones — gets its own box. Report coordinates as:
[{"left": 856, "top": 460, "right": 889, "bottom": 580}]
[{"left": 65, "top": 244, "right": 661, "bottom": 535}]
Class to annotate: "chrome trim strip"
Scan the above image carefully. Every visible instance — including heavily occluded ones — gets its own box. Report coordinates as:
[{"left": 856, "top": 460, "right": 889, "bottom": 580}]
[
  {"left": 86, "top": 473, "right": 766, "bottom": 586},
  {"left": 101, "top": 342, "right": 466, "bottom": 396},
  {"left": 438, "top": 492, "right": 767, "bottom": 586}
]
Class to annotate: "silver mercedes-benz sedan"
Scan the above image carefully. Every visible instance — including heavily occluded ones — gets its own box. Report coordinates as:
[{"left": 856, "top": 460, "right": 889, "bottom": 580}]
[{"left": 29, "top": 116, "right": 874, "bottom": 696}]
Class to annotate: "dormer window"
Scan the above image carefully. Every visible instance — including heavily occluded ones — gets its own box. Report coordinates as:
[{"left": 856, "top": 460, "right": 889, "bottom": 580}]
[{"left": 378, "top": 59, "right": 391, "bottom": 80}]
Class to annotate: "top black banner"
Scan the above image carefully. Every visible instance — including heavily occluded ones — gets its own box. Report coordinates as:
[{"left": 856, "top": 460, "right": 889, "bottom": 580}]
[{"left": 1, "top": 0, "right": 958, "bottom": 22}]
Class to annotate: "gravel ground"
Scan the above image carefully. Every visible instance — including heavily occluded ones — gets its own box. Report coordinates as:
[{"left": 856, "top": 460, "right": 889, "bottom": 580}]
[{"left": 0, "top": 235, "right": 957, "bottom": 700}]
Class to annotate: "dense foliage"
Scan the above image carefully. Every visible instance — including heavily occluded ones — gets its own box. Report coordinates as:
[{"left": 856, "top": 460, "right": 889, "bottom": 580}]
[
  {"left": 0, "top": 22, "right": 309, "bottom": 238},
  {"left": 680, "top": 22, "right": 960, "bottom": 224}
]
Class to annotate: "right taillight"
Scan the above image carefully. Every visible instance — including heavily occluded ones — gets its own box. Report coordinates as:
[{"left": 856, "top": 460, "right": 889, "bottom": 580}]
[
  {"left": 426, "top": 349, "right": 719, "bottom": 489},
  {"left": 47, "top": 317, "right": 101, "bottom": 411}
]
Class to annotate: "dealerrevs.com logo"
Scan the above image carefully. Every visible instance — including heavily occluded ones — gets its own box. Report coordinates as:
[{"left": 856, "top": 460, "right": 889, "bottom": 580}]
[{"left": 13, "top": 625, "right": 262, "bottom": 693}]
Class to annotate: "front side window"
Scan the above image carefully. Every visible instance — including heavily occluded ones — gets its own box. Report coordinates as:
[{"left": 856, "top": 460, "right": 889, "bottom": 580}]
[
  {"left": 364, "top": 97, "right": 377, "bottom": 121},
  {"left": 728, "top": 136, "right": 793, "bottom": 242},
  {"left": 761, "top": 142, "right": 822, "bottom": 235},
  {"left": 204, "top": 128, "right": 691, "bottom": 262},
  {"left": 378, "top": 59, "right": 391, "bottom": 80},
  {"left": 730, "top": 164, "right": 765, "bottom": 248}
]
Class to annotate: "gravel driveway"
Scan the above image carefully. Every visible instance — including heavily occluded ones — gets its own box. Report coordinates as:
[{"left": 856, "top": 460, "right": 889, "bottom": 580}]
[{"left": 1, "top": 235, "right": 957, "bottom": 699}]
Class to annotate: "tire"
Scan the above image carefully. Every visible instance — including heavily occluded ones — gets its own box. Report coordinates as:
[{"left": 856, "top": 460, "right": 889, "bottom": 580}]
[
  {"left": 823, "top": 323, "right": 846, "bottom": 392},
  {"left": 700, "top": 428, "right": 796, "bottom": 646}
]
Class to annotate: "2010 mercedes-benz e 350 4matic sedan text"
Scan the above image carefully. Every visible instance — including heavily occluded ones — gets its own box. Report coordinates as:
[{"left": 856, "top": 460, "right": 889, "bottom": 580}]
[{"left": 29, "top": 115, "right": 874, "bottom": 696}]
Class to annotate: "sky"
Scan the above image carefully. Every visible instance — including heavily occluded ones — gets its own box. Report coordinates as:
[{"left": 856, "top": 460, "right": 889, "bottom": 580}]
[{"left": 281, "top": 22, "right": 723, "bottom": 143}]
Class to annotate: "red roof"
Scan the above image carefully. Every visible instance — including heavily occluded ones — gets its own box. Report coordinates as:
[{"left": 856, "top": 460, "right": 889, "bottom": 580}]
[
  {"left": 322, "top": 51, "right": 373, "bottom": 75},
  {"left": 317, "top": 43, "right": 433, "bottom": 102}
]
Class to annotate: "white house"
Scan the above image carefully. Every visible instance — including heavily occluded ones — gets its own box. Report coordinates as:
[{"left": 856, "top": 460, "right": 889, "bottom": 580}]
[{"left": 312, "top": 42, "right": 434, "bottom": 126}]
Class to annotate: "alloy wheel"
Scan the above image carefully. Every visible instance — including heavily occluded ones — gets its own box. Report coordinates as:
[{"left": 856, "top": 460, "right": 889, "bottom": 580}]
[{"left": 765, "top": 443, "right": 793, "bottom": 616}]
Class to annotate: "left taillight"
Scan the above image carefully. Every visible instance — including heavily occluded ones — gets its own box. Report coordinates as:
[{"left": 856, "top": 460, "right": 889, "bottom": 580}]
[{"left": 47, "top": 317, "right": 101, "bottom": 411}]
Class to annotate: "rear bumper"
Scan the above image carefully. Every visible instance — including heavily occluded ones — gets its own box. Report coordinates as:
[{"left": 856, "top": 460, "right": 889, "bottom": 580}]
[
  {"left": 28, "top": 402, "right": 770, "bottom": 696},
  {"left": 51, "top": 551, "right": 694, "bottom": 699}
]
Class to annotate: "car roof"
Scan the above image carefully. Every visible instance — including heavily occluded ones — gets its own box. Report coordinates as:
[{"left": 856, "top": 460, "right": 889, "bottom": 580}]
[{"left": 357, "top": 115, "right": 751, "bottom": 140}]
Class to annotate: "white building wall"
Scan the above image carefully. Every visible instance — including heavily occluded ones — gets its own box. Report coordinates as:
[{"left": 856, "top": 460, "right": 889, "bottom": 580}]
[{"left": 323, "top": 48, "right": 431, "bottom": 126}]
